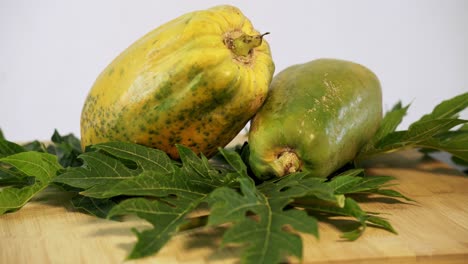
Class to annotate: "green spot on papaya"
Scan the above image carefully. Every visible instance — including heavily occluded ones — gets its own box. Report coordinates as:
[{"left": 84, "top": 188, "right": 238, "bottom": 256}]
[
  {"left": 155, "top": 81, "right": 173, "bottom": 100},
  {"left": 154, "top": 99, "right": 174, "bottom": 113},
  {"left": 108, "top": 67, "right": 115, "bottom": 76},
  {"left": 177, "top": 114, "right": 185, "bottom": 121},
  {"left": 169, "top": 136, "right": 176, "bottom": 144},
  {"left": 120, "top": 68, "right": 125, "bottom": 77},
  {"left": 187, "top": 66, "right": 203, "bottom": 80}
]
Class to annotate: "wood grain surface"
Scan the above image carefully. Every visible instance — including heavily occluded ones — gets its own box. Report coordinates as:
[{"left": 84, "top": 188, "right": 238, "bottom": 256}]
[{"left": 1, "top": 147, "right": 467, "bottom": 264}]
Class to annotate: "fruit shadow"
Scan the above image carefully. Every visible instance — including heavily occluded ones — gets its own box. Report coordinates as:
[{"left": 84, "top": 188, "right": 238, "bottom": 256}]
[
  {"left": 311, "top": 213, "right": 399, "bottom": 240},
  {"left": 347, "top": 193, "right": 418, "bottom": 206},
  {"left": 179, "top": 225, "right": 243, "bottom": 262},
  {"left": 112, "top": 225, "right": 243, "bottom": 262},
  {"left": 30, "top": 186, "right": 76, "bottom": 208},
  {"left": 85, "top": 217, "right": 150, "bottom": 254},
  {"left": 361, "top": 150, "right": 467, "bottom": 178},
  {"left": 315, "top": 214, "right": 361, "bottom": 236}
]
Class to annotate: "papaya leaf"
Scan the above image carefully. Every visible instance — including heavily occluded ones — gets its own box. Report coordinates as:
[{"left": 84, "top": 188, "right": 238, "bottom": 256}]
[
  {"left": 70, "top": 195, "right": 117, "bottom": 219},
  {"left": 54, "top": 142, "right": 175, "bottom": 190},
  {"left": 449, "top": 126, "right": 468, "bottom": 168},
  {"left": 326, "top": 169, "right": 413, "bottom": 202},
  {"left": 0, "top": 137, "right": 28, "bottom": 186},
  {"left": 416, "top": 92, "right": 468, "bottom": 122},
  {"left": 258, "top": 172, "right": 335, "bottom": 203},
  {"left": 48, "top": 130, "right": 83, "bottom": 167},
  {"left": 452, "top": 156, "right": 468, "bottom": 167},
  {"left": 301, "top": 197, "right": 397, "bottom": 240},
  {"left": 0, "top": 138, "right": 25, "bottom": 158},
  {"left": 54, "top": 151, "right": 141, "bottom": 190},
  {"left": 371, "top": 189, "right": 414, "bottom": 202},
  {"left": 419, "top": 123, "right": 468, "bottom": 162},
  {"left": 0, "top": 152, "right": 61, "bottom": 214},
  {"left": 208, "top": 172, "right": 327, "bottom": 264},
  {"left": 22, "top": 140, "right": 48, "bottom": 153},
  {"left": 418, "top": 136, "right": 468, "bottom": 162},
  {"left": 108, "top": 195, "right": 206, "bottom": 259},
  {"left": 58, "top": 142, "right": 239, "bottom": 259},
  {"left": 217, "top": 147, "right": 249, "bottom": 177},
  {"left": 358, "top": 92, "right": 468, "bottom": 161},
  {"left": 374, "top": 119, "right": 467, "bottom": 157},
  {"left": 106, "top": 147, "right": 238, "bottom": 259},
  {"left": 375, "top": 119, "right": 466, "bottom": 150},
  {"left": 359, "top": 102, "right": 410, "bottom": 155},
  {"left": 92, "top": 142, "right": 176, "bottom": 172},
  {"left": 328, "top": 175, "right": 396, "bottom": 195}
]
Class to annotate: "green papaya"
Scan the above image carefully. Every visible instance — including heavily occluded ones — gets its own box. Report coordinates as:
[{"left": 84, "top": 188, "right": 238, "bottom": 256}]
[{"left": 248, "top": 58, "right": 382, "bottom": 179}]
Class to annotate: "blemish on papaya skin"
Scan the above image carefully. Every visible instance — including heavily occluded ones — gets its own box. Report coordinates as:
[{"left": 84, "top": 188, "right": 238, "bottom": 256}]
[
  {"left": 154, "top": 81, "right": 173, "bottom": 101},
  {"left": 187, "top": 65, "right": 203, "bottom": 80},
  {"left": 177, "top": 113, "right": 185, "bottom": 121},
  {"left": 148, "top": 114, "right": 160, "bottom": 123},
  {"left": 108, "top": 67, "right": 115, "bottom": 76}
]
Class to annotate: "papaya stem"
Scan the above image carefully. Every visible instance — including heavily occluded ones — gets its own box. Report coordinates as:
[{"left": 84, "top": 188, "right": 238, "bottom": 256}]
[
  {"left": 271, "top": 150, "right": 301, "bottom": 177},
  {"left": 226, "top": 32, "right": 269, "bottom": 57}
]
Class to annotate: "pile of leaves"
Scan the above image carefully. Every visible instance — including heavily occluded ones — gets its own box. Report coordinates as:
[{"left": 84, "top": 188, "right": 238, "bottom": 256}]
[{"left": 0, "top": 92, "right": 467, "bottom": 263}]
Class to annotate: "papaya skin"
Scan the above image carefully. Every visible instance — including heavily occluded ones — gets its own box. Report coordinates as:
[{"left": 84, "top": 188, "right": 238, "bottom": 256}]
[
  {"left": 80, "top": 5, "right": 274, "bottom": 159},
  {"left": 248, "top": 59, "right": 382, "bottom": 179}
]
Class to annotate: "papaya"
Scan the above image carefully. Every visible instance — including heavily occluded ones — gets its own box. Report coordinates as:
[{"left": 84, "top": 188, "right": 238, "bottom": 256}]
[
  {"left": 80, "top": 5, "right": 275, "bottom": 159},
  {"left": 248, "top": 59, "right": 382, "bottom": 179}
]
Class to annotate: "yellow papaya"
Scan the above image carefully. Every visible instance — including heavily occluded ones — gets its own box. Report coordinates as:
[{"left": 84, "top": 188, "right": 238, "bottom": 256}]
[{"left": 80, "top": 5, "right": 275, "bottom": 159}]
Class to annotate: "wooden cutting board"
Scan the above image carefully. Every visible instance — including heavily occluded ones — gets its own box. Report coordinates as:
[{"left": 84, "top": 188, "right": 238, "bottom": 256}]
[{"left": 1, "top": 148, "right": 467, "bottom": 264}]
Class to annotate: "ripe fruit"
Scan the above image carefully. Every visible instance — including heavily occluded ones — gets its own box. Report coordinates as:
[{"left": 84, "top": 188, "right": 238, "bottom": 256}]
[{"left": 80, "top": 5, "right": 275, "bottom": 159}]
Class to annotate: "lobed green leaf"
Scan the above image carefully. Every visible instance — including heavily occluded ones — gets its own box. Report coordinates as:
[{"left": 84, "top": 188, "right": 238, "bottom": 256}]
[
  {"left": 0, "top": 152, "right": 62, "bottom": 214},
  {"left": 359, "top": 93, "right": 468, "bottom": 161},
  {"left": 208, "top": 174, "right": 324, "bottom": 264},
  {"left": 71, "top": 196, "right": 117, "bottom": 219}
]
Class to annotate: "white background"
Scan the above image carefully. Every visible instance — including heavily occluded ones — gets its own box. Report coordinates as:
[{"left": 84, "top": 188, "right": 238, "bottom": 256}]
[{"left": 1, "top": 0, "right": 467, "bottom": 142}]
